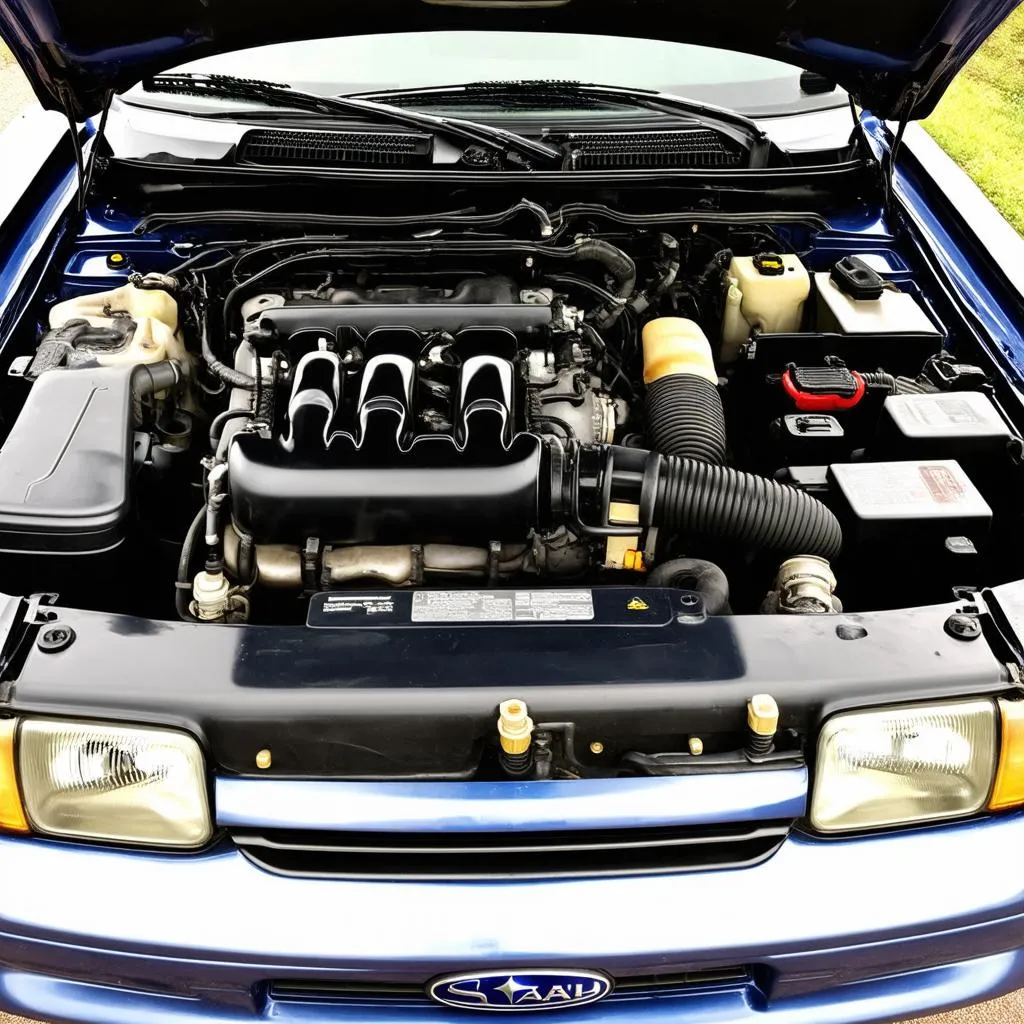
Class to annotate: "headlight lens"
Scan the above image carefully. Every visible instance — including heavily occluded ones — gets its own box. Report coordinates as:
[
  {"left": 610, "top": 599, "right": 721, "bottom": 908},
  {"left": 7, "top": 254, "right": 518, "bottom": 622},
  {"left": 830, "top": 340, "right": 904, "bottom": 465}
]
[
  {"left": 19, "top": 719, "right": 211, "bottom": 847},
  {"left": 810, "top": 699, "right": 997, "bottom": 833}
]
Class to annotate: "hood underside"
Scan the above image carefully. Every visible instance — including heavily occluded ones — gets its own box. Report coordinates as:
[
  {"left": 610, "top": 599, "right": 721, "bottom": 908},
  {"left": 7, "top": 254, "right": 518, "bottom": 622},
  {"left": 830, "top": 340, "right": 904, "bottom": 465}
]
[{"left": 0, "top": 0, "right": 1019, "bottom": 122}]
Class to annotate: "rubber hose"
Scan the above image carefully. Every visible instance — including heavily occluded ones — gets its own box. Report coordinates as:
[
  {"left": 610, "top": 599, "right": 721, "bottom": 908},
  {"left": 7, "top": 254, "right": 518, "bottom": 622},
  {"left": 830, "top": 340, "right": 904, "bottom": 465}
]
[
  {"left": 894, "top": 375, "right": 939, "bottom": 395},
  {"left": 654, "top": 455, "right": 843, "bottom": 560},
  {"left": 861, "top": 371, "right": 937, "bottom": 395},
  {"left": 201, "top": 316, "right": 256, "bottom": 389},
  {"left": 647, "top": 558, "right": 730, "bottom": 615},
  {"left": 132, "top": 360, "right": 180, "bottom": 396},
  {"left": 209, "top": 408, "right": 252, "bottom": 452},
  {"left": 573, "top": 239, "right": 636, "bottom": 298},
  {"left": 646, "top": 374, "right": 727, "bottom": 465},
  {"left": 129, "top": 360, "right": 180, "bottom": 426},
  {"left": 573, "top": 238, "right": 637, "bottom": 328},
  {"left": 175, "top": 505, "right": 207, "bottom": 621},
  {"left": 860, "top": 370, "right": 896, "bottom": 393}
]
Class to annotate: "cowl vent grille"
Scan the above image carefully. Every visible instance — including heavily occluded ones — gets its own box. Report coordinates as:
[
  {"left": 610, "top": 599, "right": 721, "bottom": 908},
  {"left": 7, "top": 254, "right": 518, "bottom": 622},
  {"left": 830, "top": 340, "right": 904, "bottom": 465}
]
[
  {"left": 238, "top": 128, "right": 433, "bottom": 168},
  {"left": 561, "top": 129, "right": 743, "bottom": 169}
]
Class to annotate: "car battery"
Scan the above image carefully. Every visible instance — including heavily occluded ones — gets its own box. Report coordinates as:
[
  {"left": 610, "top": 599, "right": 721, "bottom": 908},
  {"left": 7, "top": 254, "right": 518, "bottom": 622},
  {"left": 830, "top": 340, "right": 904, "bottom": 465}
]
[
  {"left": 828, "top": 459, "right": 992, "bottom": 547},
  {"left": 877, "top": 391, "right": 1012, "bottom": 462}
]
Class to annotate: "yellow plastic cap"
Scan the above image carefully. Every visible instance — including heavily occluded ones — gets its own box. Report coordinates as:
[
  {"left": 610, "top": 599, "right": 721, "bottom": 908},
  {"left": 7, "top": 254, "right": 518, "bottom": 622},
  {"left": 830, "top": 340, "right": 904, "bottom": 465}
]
[
  {"left": 497, "top": 699, "right": 534, "bottom": 755},
  {"left": 623, "top": 549, "right": 645, "bottom": 571},
  {"left": 0, "top": 719, "right": 27, "bottom": 833},
  {"left": 990, "top": 699, "right": 1024, "bottom": 811},
  {"left": 641, "top": 317, "right": 717, "bottom": 385},
  {"left": 747, "top": 694, "right": 780, "bottom": 737}
]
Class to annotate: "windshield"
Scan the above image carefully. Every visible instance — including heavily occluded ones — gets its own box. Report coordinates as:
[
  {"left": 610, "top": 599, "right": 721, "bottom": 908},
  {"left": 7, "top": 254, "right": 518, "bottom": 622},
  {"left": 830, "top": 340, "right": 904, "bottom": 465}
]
[{"left": 139, "top": 32, "right": 845, "bottom": 118}]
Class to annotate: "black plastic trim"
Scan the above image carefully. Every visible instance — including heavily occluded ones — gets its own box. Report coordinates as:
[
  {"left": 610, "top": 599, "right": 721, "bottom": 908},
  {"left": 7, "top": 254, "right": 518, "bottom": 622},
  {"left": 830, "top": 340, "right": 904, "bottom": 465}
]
[
  {"left": 232, "top": 822, "right": 792, "bottom": 880},
  {"left": 267, "top": 967, "right": 755, "bottom": 1006}
]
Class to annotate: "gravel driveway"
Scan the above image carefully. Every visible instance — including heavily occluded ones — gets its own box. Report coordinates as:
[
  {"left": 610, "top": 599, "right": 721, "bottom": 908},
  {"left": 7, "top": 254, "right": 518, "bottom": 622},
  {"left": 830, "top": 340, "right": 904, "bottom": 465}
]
[{"left": 0, "top": 48, "right": 1018, "bottom": 1024}]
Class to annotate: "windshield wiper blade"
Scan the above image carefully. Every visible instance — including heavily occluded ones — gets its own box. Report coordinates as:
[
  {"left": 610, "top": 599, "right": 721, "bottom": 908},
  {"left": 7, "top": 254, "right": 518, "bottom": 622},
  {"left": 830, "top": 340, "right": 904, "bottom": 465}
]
[
  {"left": 357, "top": 80, "right": 769, "bottom": 147},
  {"left": 143, "top": 74, "right": 563, "bottom": 168}
]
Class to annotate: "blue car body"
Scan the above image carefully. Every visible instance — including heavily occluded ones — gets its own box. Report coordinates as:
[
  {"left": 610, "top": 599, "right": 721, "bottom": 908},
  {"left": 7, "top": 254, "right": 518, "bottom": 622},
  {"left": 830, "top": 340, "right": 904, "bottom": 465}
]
[{"left": 1, "top": 3, "right": 1024, "bottom": 1023}]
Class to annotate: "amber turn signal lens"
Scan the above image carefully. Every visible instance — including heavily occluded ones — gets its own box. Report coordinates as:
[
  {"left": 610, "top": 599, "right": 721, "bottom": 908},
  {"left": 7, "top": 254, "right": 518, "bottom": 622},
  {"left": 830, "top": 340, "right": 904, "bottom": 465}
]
[
  {"left": 990, "top": 700, "right": 1024, "bottom": 811},
  {"left": 0, "top": 719, "right": 28, "bottom": 833}
]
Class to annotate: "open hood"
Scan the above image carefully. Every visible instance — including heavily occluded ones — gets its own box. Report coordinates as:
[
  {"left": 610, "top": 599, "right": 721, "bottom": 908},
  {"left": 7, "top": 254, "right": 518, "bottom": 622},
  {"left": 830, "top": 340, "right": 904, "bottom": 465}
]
[{"left": 0, "top": 0, "right": 1019, "bottom": 122}]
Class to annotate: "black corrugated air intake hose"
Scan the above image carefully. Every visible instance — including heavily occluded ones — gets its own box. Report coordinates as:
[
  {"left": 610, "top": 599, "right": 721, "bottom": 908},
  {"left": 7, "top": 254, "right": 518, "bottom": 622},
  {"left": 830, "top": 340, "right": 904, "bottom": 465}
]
[
  {"left": 646, "top": 376, "right": 727, "bottom": 464},
  {"left": 569, "top": 444, "right": 843, "bottom": 561},
  {"left": 642, "top": 317, "right": 727, "bottom": 465},
  {"left": 651, "top": 455, "right": 843, "bottom": 560}
]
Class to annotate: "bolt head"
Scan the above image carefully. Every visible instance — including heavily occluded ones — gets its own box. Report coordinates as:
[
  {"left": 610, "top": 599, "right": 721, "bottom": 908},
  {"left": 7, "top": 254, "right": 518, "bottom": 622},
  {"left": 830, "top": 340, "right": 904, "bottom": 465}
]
[
  {"left": 945, "top": 613, "right": 982, "bottom": 640},
  {"left": 37, "top": 625, "right": 75, "bottom": 653}
]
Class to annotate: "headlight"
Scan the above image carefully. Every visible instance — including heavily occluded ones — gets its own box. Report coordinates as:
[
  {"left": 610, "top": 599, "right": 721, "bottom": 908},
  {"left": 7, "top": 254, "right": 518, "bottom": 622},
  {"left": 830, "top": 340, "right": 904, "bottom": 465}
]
[
  {"left": 810, "top": 699, "right": 997, "bottom": 833},
  {"left": 18, "top": 719, "right": 212, "bottom": 847}
]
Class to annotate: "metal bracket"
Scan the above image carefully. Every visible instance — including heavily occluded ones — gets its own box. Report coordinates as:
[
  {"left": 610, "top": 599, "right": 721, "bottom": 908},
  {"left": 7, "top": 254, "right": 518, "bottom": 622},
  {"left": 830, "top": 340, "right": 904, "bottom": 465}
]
[{"left": 0, "top": 593, "right": 60, "bottom": 701}]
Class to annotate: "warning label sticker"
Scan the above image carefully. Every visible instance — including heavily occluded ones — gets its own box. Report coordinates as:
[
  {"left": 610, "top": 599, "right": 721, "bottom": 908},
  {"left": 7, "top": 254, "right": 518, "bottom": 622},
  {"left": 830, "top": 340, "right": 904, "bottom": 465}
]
[
  {"left": 411, "top": 589, "right": 594, "bottom": 623},
  {"left": 317, "top": 594, "right": 396, "bottom": 618},
  {"left": 906, "top": 396, "right": 984, "bottom": 427},
  {"left": 307, "top": 588, "right": 670, "bottom": 629},
  {"left": 919, "top": 464, "right": 966, "bottom": 504}
]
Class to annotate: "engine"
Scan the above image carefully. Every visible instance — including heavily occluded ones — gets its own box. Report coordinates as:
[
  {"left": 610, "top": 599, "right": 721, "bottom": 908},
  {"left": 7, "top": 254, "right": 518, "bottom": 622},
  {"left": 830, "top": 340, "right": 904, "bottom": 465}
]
[
  {"left": 226, "top": 283, "right": 612, "bottom": 541},
  {"left": 0, "top": 206, "right": 1014, "bottom": 625},
  {"left": 205, "top": 278, "right": 630, "bottom": 596}
]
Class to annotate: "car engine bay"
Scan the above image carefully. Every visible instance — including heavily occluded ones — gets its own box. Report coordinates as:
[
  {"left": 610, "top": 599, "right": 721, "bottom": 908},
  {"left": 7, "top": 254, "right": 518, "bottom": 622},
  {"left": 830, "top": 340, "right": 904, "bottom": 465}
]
[{"left": 0, "top": 194, "right": 1020, "bottom": 627}]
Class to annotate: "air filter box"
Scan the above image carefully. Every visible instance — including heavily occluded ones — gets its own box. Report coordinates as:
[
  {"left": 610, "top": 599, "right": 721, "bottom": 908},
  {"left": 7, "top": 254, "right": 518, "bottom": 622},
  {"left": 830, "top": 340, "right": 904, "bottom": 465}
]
[
  {"left": 828, "top": 459, "right": 992, "bottom": 547},
  {"left": 0, "top": 367, "right": 136, "bottom": 554}
]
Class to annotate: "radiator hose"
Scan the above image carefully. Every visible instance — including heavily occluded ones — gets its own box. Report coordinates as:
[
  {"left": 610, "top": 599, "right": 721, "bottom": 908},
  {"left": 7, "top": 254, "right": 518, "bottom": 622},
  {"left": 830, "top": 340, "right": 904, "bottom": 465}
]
[{"left": 642, "top": 317, "right": 726, "bottom": 464}]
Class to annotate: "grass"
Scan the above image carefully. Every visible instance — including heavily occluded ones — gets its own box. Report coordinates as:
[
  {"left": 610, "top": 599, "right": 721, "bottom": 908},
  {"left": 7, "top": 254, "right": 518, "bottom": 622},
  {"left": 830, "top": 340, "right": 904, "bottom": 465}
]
[{"left": 924, "top": 4, "right": 1024, "bottom": 234}]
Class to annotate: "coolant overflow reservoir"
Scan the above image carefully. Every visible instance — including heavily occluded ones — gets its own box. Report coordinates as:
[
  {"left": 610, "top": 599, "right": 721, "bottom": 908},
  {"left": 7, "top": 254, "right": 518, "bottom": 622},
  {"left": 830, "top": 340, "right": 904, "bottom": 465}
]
[
  {"left": 720, "top": 253, "right": 810, "bottom": 363},
  {"left": 48, "top": 282, "right": 185, "bottom": 366}
]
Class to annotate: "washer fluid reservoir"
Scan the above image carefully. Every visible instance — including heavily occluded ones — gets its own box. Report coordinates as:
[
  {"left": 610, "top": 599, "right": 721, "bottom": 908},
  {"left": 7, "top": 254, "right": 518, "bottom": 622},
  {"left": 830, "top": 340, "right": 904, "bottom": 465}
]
[{"left": 720, "top": 252, "right": 810, "bottom": 362}]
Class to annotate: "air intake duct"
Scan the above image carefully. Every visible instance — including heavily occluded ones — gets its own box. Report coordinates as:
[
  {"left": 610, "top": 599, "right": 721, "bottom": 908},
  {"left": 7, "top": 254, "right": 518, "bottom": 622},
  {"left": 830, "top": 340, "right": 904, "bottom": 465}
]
[
  {"left": 652, "top": 455, "right": 842, "bottom": 560},
  {"left": 642, "top": 317, "right": 726, "bottom": 465},
  {"left": 565, "top": 444, "right": 843, "bottom": 561}
]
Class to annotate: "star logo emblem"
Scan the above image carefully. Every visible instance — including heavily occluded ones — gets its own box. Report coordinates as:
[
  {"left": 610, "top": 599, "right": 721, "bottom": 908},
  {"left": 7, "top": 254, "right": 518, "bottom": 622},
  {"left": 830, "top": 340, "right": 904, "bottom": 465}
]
[{"left": 494, "top": 977, "right": 534, "bottom": 1004}]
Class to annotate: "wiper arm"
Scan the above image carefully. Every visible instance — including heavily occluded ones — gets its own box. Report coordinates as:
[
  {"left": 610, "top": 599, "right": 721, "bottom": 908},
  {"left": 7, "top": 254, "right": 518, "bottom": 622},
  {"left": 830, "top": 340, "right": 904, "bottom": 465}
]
[
  {"left": 358, "top": 80, "right": 769, "bottom": 149},
  {"left": 143, "top": 74, "right": 563, "bottom": 168}
]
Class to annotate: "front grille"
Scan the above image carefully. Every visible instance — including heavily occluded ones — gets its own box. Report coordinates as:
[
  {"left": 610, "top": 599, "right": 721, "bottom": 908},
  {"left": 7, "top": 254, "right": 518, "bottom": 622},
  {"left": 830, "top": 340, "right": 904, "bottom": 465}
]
[
  {"left": 237, "top": 128, "right": 433, "bottom": 168},
  {"left": 232, "top": 822, "right": 790, "bottom": 880},
  {"left": 268, "top": 967, "right": 755, "bottom": 1006},
  {"left": 561, "top": 129, "right": 743, "bottom": 169}
]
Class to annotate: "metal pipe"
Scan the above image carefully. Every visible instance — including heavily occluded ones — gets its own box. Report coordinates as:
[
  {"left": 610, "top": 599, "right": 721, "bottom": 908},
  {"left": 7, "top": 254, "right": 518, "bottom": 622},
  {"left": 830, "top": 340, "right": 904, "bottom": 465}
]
[
  {"left": 224, "top": 525, "right": 303, "bottom": 587},
  {"left": 225, "top": 531, "right": 527, "bottom": 588}
]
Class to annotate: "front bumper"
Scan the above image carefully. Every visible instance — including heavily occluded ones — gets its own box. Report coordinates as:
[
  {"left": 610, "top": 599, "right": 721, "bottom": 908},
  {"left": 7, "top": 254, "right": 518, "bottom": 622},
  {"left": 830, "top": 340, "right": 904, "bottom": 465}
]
[{"left": 0, "top": 811, "right": 1022, "bottom": 1024}]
